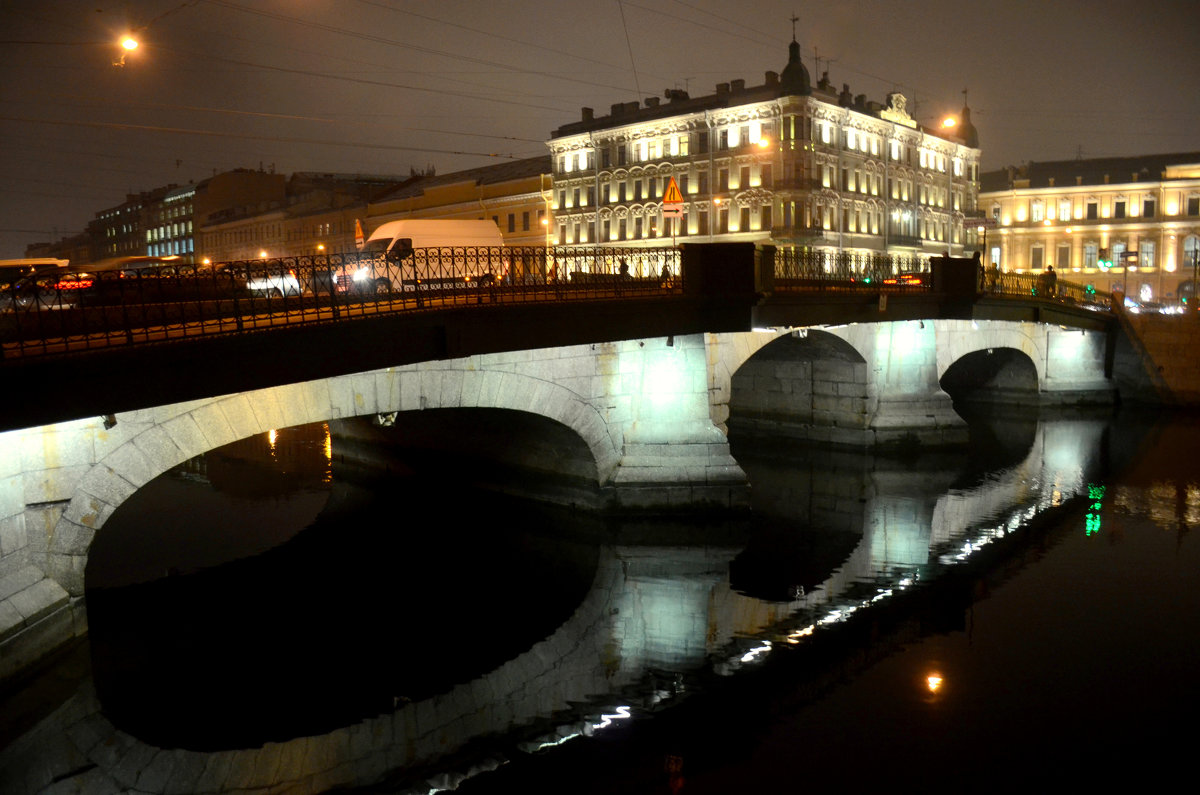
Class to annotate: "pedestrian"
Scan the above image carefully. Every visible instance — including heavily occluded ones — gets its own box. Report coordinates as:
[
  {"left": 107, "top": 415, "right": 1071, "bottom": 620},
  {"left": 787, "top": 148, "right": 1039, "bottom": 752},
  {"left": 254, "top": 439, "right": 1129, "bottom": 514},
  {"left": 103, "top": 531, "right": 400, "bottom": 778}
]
[{"left": 1045, "top": 265, "right": 1057, "bottom": 297}]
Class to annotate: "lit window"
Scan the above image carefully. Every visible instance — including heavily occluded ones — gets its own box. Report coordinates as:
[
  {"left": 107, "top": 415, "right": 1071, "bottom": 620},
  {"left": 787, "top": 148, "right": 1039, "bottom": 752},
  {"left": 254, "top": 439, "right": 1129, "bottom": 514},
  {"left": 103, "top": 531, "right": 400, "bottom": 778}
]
[{"left": 1140, "top": 240, "right": 1155, "bottom": 268}]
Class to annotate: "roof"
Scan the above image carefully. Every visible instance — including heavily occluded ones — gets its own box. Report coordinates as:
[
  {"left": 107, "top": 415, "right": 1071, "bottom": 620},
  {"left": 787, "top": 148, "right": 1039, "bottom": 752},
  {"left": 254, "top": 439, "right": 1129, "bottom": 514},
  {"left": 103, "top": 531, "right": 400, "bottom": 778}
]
[
  {"left": 981, "top": 152, "right": 1200, "bottom": 192},
  {"left": 373, "top": 155, "right": 550, "bottom": 203}
]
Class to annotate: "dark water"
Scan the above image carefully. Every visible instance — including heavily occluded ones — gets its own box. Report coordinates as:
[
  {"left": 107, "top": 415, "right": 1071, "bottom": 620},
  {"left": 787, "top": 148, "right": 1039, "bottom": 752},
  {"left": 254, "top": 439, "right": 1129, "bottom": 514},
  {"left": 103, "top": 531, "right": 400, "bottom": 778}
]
[{"left": 8, "top": 408, "right": 1200, "bottom": 792}]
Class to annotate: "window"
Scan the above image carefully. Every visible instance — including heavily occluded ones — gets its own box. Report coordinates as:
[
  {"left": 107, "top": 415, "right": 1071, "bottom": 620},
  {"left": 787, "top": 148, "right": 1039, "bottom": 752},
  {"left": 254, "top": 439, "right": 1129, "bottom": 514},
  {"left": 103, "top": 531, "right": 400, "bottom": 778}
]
[
  {"left": 1057, "top": 244, "right": 1070, "bottom": 269},
  {"left": 718, "top": 168, "right": 729, "bottom": 191},
  {"left": 1031, "top": 200, "right": 1044, "bottom": 222},
  {"left": 1188, "top": 197, "right": 1200, "bottom": 216},
  {"left": 1143, "top": 199, "right": 1156, "bottom": 218},
  {"left": 507, "top": 214, "right": 515, "bottom": 233},
  {"left": 619, "top": 183, "right": 627, "bottom": 202},
  {"left": 1184, "top": 236, "right": 1200, "bottom": 268},
  {"left": 1139, "top": 240, "right": 1155, "bottom": 268},
  {"left": 1059, "top": 198, "right": 1072, "bottom": 221},
  {"left": 739, "top": 166, "right": 750, "bottom": 189},
  {"left": 1086, "top": 202, "right": 1098, "bottom": 220},
  {"left": 1084, "top": 243, "right": 1098, "bottom": 268},
  {"left": 522, "top": 211, "right": 530, "bottom": 231},
  {"left": 1031, "top": 246, "right": 1045, "bottom": 270},
  {"left": 761, "top": 204, "right": 772, "bottom": 231},
  {"left": 719, "top": 129, "right": 729, "bottom": 150},
  {"left": 739, "top": 207, "right": 750, "bottom": 231},
  {"left": 761, "top": 164, "right": 772, "bottom": 187},
  {"left": 698, "top": 172, "right": 708, "bottom": 195},
  {"left": 1114, "top": 200, "right": 1126, "bottom": 219}
]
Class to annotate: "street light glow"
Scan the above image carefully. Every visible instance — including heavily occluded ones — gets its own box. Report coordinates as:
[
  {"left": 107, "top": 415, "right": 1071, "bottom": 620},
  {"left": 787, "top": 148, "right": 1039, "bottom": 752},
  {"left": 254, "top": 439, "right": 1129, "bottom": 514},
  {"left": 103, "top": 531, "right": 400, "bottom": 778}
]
[{"left": 121, "top": 36, "right": 139, "bottom": 51}]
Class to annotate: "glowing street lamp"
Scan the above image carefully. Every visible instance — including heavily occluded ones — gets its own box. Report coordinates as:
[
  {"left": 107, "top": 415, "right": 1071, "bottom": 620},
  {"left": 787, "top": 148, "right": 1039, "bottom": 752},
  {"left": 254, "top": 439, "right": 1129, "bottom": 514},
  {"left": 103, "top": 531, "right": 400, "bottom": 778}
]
[{"left": 114, "top": 34, "right": 139, "bottom": 66}]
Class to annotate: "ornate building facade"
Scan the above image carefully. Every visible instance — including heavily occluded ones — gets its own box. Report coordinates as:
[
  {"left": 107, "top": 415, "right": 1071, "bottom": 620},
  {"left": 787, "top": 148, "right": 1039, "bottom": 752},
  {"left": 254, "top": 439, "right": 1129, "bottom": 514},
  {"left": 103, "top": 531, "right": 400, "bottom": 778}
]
[
  {"left": 547, "top": 38, "right": 982, "bottom": 257},
  {"left": 980, "top": 154, "right": 1200, "bottom": 305}
]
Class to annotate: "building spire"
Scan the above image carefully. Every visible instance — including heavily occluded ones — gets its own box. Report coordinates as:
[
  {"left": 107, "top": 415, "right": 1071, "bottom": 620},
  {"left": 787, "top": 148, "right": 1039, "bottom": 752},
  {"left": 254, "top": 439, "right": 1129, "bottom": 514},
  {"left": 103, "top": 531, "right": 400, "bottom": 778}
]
[{"left": 781, "top": 13, "right": 811, "bottom": 95}]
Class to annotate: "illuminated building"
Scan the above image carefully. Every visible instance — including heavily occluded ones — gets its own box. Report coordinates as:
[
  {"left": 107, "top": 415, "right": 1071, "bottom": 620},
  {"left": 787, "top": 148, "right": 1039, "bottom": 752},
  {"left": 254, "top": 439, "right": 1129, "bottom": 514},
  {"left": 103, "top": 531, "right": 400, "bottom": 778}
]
[
  {"left": 980, "top": 153, "right": 1200, "bottom": 304},
  {"left": 368, "top": 156, "right": 553, "bottom": 247},
  {"left": 547, "top": 35, "right": 982, "bottom": 256}
]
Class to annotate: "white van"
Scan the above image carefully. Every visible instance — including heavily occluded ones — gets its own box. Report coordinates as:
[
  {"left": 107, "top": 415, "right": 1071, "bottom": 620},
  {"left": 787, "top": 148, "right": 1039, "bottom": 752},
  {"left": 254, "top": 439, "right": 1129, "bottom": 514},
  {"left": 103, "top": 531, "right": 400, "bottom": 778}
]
[{"left": 337, "top": 219, "right": 506, "bottom": 294}]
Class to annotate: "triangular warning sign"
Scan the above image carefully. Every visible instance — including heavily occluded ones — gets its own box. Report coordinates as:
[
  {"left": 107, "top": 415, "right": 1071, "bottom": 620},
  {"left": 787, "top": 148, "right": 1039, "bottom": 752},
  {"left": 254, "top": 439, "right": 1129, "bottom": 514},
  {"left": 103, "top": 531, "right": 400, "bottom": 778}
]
[
  {"left": 663, "top": 176, "right": 684, "bottom": 205},
  {"left": 354, "top": 219, "right": 365, "bottom": 250}
]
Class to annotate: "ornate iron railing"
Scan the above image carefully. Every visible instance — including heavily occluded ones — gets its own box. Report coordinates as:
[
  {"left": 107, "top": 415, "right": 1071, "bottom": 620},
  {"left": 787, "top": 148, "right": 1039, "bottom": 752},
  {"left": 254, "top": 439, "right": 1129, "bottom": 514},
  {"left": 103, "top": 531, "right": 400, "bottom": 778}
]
[
  {"left": 0, "top": 246, "right": 681, "bottom": 360},
  {"left": 769, "top": 248, "right": 932, "bottom": 290}
]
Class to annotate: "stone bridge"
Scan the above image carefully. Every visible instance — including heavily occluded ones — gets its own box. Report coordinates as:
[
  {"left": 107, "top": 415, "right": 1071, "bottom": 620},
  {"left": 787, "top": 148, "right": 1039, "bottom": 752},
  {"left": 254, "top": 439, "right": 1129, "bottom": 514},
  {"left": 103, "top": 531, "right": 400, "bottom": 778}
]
[{"left": 1, "top": 319, "right": 1113, "bottom": 684}]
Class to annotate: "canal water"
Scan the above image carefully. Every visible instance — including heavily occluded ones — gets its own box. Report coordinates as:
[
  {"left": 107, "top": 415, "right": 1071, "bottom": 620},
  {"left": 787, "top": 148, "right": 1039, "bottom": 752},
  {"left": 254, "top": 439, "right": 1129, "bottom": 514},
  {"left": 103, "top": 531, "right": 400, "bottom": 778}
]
[{"left": 2, "top": 407, "right": 1198, "bottom": 792}]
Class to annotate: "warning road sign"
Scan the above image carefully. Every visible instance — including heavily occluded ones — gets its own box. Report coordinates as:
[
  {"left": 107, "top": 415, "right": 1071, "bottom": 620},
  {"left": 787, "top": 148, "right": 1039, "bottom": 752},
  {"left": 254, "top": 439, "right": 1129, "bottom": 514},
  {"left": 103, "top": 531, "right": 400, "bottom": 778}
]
[{"left": 663, "top": 176, "right": 684, "bottom": 205}]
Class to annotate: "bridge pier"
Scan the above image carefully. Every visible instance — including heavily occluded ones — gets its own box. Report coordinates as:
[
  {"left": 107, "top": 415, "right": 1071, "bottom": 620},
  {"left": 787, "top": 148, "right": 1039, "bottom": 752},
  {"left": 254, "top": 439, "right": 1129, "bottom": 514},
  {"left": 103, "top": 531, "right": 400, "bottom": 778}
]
[{"left": 608, "top": 334, "right": 748, "bottom": 510}]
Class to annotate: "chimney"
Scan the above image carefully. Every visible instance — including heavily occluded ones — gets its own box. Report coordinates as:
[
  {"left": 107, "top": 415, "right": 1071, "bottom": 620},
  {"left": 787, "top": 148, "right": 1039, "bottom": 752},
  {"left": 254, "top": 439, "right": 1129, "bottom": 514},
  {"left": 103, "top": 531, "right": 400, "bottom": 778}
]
[
  {"left": 716, "top": 82, "right": 730, "bottom": 94},
  {"left": 645, "top": 96, "right": 660, "bottom": 108},
  {"left": 625, "top": 101, "right": 639, "bottom": 113},
  {"left": 765, "top": 70, "right": 779, "bottom": 85},
  {"left": 612, "top": 103, "right": 625, "bottom": 116},
  {"left": 582, "top": 107, "right": 593, "bottom": 121},
  {"left": 730, "top": 79, "right": 745, "bottom": 92}
]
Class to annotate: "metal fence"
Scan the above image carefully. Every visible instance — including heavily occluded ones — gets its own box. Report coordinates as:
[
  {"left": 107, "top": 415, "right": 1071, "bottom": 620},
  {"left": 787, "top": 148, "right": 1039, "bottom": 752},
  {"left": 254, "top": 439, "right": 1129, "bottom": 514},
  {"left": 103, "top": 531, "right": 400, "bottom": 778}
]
[
  {"left": 769, "top": 248, "right": 932, "bottom": 290},
  {"left": 768, "top": 248, "right": 1115, "bottom": 309},
  {"left": 0, "top": 246, "right": 680, "bottom": 360}
]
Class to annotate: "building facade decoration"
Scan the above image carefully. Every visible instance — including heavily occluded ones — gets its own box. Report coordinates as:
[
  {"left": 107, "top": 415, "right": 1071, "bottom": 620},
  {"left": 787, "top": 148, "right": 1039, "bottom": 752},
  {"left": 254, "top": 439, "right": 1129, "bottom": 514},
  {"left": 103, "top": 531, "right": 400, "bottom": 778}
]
[
  {"left": 980, "top": 153, "right": 1200, "bottom": 305},
  {"left": 547, "top": 36, "right": 981, "bottom": 258}
]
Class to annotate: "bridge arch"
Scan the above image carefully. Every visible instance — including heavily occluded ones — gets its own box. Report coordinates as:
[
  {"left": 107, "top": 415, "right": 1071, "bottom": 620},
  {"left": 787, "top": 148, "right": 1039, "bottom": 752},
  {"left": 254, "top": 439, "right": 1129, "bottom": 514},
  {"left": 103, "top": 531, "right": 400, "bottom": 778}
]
[{"left": 43, "top": 364, "right": 621, "bottom": 597}]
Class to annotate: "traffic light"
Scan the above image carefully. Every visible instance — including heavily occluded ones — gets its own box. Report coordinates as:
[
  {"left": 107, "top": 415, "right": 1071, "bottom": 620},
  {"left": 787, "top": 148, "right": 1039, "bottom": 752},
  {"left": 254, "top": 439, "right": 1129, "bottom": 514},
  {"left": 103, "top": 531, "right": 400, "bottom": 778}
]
[{"left": 1098, "top": 248, "right": 1112, "bottom": 269}]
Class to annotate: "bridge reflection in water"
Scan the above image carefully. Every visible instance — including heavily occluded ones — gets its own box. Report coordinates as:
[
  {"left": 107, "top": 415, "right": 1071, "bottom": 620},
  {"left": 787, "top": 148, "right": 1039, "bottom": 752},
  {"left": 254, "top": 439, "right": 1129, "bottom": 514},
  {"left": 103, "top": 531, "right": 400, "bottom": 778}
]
[{"left": 0, "top": 409, "right": 1144, "bottom": 792}]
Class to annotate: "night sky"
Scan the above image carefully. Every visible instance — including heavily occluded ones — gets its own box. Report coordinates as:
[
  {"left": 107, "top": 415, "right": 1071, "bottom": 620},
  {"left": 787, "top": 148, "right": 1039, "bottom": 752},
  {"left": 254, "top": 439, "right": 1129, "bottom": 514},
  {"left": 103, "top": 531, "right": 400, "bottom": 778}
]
[{"left": 2, "top": 0, "right": 1197, "bottom": 258}]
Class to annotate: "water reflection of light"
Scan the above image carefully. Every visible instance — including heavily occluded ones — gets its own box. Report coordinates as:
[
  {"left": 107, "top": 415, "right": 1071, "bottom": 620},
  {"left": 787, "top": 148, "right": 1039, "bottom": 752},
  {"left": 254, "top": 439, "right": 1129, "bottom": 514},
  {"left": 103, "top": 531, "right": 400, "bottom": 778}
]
[
  {"left": 267, "top": 428, "right": 278, "bottom": 455},
  {"left": 591, "top": 705, "right": 631, "bottom": 731},
  {"left": 323, "top": 423, "right": 333, "bottom": 483},
  {"left": 740, "top": 641, "right": 772, "bottom": 663}
]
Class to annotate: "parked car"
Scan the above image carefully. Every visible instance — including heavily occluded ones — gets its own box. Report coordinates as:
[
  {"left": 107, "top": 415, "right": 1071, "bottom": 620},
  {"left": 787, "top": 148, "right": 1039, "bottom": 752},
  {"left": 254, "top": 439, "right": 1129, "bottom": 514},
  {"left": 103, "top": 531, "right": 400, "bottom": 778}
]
[
  {"left": 222, "top": 262, "right": 301, "bottom": 298},
  {"left": 0, "top": 259, "right": 68, "bottom": 310},
  {"left": 30, "top": 257, "right": 244, "bottom": 307}
]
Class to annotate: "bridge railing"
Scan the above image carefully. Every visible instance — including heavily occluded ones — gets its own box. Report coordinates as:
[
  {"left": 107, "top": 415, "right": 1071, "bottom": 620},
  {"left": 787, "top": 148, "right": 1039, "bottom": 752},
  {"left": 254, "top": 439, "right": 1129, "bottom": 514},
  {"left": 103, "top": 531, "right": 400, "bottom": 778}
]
[
  {"left": 985, "top": 269, "right": 1113, "bottom": 310},
  {"left": 0, "top": 246, "right": 680, "bottom": 360},
  {"left": 767, "top": 248, "right": 932, "bottom": 291}
]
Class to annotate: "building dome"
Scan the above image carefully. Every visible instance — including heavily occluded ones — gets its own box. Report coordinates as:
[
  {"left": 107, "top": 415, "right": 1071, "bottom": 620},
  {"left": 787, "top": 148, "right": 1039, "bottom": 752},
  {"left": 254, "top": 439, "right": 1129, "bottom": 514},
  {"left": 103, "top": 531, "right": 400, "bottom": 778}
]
[{"left": 780, "top": 39, "right": 811, "bottom": 95}]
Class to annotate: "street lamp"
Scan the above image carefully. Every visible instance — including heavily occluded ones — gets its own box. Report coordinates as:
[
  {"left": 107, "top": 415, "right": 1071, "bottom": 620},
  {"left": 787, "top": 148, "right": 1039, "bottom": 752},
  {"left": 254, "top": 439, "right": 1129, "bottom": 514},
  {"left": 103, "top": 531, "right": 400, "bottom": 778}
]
[{"left": 114, "top": 34, "right": 139, "bottom": 66}]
